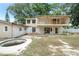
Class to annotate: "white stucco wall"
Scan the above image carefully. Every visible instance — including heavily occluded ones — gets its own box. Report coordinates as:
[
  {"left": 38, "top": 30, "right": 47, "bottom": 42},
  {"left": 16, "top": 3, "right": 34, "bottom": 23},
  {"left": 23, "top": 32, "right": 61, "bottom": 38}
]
[
  {"left": 0, "top": 23, "right": 12, "bottom": 39},
  {"left": 26, "top": 27, "right": 32, "bottom": 33},
  {"left": 0, "top": 22, "right": 27, "bottom": 39},
  {"left": 36, "top": 27, "right": 42, "bottom": 34},
  {"left": 58, "top": 27, "right": 64, "bottom": 34},
  {"left": 13, "top": 25, "right": 26, "bottom": 37},
  {"left": 26, "top": 26, "right": 43, "bottom": 34},
  {"left": 37, "top": 27, "right": 45, "bottom": 34}
]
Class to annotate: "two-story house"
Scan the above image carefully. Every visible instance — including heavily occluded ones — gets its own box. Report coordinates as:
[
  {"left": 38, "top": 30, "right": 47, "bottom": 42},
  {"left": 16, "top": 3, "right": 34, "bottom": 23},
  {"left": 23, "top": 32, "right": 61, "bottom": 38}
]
[
  {"left": 0, "top": 15, "right": 70, "bottom": 39},
  {"left": 25, "top": 15, "right": 70, "bottom": 34}
]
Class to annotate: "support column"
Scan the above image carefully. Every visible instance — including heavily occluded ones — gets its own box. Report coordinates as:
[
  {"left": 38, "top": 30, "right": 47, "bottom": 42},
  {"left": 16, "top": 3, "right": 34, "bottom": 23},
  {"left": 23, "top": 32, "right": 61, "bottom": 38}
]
[{"left": 52, "top": 27, "right": 54, "bottom": 34}]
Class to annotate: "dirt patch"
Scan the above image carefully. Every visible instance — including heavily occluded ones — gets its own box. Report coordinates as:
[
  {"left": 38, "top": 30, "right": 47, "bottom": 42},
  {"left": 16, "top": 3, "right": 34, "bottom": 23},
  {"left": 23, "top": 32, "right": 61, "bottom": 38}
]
[{"left": 21, "top": 35, "right": 79, "bottom": 56}]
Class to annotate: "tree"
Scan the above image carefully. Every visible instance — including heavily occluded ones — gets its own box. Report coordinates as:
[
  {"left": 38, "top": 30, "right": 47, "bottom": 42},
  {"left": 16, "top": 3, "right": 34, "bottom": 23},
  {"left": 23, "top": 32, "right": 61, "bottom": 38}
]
[
  {"left": 6, "top": 3, "right": 70, "bottom": 24},
  {"left": 32, "top": 3, "right": 52, "bottom": 15},
  {"left": 7, "top": 3, "right": 33, "bottom": 24},
  {"left": 70, "top": 4, "right": 79, "bottom": 27},
  {"left": 5, "top": 10, "right": 10, "bottom": 22},
  {"left": 50, "top": 3, "right": 71, "bottom": 15},
  {"left": 6, "top": 3, "right": 59, "bottom": 24}
]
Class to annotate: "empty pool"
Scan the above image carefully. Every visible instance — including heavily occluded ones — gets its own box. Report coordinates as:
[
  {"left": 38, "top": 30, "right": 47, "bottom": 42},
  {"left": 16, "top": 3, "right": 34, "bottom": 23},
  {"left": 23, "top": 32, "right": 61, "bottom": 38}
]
[
  {"left": 0, "top": 39, "right": 26, "bottom": 47},
  {"left": 0, "top": 38, "right": 32, "bottom": 55}
]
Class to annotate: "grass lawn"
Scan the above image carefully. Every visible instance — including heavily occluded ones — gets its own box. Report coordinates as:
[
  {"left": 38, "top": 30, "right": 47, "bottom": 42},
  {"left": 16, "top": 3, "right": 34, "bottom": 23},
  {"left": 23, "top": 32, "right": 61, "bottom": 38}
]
[{"left": 21, "top": 35, "right": 79, "bottom": 56}]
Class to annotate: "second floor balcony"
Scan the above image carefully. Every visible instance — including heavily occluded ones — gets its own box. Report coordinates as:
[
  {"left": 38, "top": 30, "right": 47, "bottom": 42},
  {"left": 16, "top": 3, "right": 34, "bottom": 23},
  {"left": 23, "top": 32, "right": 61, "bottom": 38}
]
[
  {"left": 25, "top": 16, "right": 70, "bottom": 27},
  {"left": 37, "top": 18, "right": 70, "bottom": 24}
]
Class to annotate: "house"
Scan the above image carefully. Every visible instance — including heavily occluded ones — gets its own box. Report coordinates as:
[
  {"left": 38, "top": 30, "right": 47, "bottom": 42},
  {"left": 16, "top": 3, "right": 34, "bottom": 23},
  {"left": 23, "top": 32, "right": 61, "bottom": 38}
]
[
  {"left": 25, "top": 15, "right": 71, "bottom": 35},
  {"left": 0, "top": 20, "right": 26, "bottom": 39},
  {"left": 0, "top": 15, "right": 70, "bottom": 39}
]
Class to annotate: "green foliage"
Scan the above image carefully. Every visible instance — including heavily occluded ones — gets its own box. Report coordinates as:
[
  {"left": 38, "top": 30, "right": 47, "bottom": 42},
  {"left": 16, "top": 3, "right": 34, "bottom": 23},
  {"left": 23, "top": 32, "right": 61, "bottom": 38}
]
[
  {"left": 70, "top": 4, "right": 79, "bottom": 27},
  {"left": 6, "top": 3, "right": 61, "bottom": 24},
  {"left": 6, "top": 3, "right": 71, "bottom": 24},
  {"left": 32, "top": 3, "right": 52, "bottom": 15},
  {"left": 51, "top": 3, "right": 70, "bottom": 15},
  {"left": 5, "top": 11, "right": 10, "bottom": 22},
  {"left": 7, "top": 3, "right": 34, "bottom": 24}
]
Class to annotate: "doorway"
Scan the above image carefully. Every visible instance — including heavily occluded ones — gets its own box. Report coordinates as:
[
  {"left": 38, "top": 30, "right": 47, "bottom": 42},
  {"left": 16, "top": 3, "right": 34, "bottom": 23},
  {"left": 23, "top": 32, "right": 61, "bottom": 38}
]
[
  {"left": 55, "top": 28, "right": 58, "bottom": 34},
  {"left": 44, "top": 27, "right": 52, "bottom": 34}
]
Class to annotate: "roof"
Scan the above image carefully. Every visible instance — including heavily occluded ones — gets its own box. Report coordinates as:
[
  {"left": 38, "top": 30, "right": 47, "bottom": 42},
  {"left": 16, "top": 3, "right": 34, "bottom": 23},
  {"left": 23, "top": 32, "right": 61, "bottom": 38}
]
[
  {"left": 25, "top": 15, "right": 71, "bottom": 19},
  {"left": 37, "top": 15, "right": 71, "bottom": 17},
  {"left": 37, "top": 15, "right": 71, "bottom": 19},
  {"left": 0, "top": 20, "right": 26, "bottom": 27},
  {"left": 0, "top": 20, "right": 12, "bottom": 24}
]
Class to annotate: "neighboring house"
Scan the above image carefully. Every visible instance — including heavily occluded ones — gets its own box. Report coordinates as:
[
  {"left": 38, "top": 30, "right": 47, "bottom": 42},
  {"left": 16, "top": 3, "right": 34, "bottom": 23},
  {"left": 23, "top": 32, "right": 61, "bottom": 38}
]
[
  {"left": 0, "top": 20, "right": 26, "bottom": 39},
  {"left": 25, "top": 15, "right": 71, "bottom": 34}
]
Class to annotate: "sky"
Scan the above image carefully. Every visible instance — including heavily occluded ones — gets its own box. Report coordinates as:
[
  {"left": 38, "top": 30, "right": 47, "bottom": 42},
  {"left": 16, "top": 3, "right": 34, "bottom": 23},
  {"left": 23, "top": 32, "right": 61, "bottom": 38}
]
[{"left": 0, "top": 3, "right": 14, "bottom": 22}]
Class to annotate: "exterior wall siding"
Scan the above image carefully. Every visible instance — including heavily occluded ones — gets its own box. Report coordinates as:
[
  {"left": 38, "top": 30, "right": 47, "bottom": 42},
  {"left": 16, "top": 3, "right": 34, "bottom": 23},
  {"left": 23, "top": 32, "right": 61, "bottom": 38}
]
[
  {"left": 0, "top": 23, "right": 26, "bottom": 39},
  {"left": 0, "top": 23, "right": 12, "bottom": 38},
  {"left": 26, "top": 27, "right": 44, "bottom": 34},
  {"left": 25, "top": 16, "right": 70, "bottom": 35},
  {"left": 26, "top": 27, "right": 32, "bottom": 33},
  {"left": 0, "top": 16, "right": 70, "bottom": 39},
  {"left": 58, "top": 27, "right": 64, "bottom": 34},
  {"left": 26, "top": 26, "right": 65, "bottom": 35},
  {"left": 12, "top": 25, "right": 26, "bottom": 37}
]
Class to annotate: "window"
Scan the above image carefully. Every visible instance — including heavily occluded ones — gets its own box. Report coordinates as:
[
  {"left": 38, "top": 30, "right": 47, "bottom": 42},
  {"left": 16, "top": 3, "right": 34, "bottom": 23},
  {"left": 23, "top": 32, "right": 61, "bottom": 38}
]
[
  {"left": 32, "top": 27, "right": 36, "bottom": 32},
  {"left": 27, "top": 20, "right": 30, "bottom": 24},
  {"left": 32, "top": 20, "right": 36, "bottom": 24},
  {"left": 4, "top": 26, "right": 8, "bottom": 31},
  {"left": 53, "top": 19, "right": 56, "bottom": 24},
  {"left": 19, "top": 28, "right": 22, "bottom": 31},
  {"left": 53, "top": 19, "right": 56, "bottom": 21}
]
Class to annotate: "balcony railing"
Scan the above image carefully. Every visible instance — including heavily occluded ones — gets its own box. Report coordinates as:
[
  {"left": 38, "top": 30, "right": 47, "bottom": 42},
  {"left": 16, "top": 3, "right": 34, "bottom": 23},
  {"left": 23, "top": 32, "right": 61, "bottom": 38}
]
[
  {"left": 26, "top": 23, "right": 71, "bottom": 27},
  {"left": 37, "top": 24, "right": 70, "bottom": 26}
]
